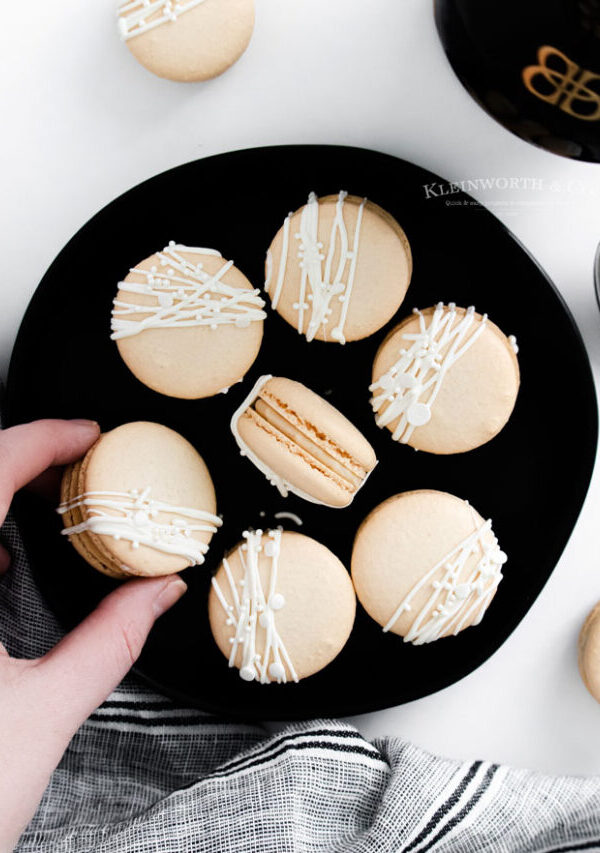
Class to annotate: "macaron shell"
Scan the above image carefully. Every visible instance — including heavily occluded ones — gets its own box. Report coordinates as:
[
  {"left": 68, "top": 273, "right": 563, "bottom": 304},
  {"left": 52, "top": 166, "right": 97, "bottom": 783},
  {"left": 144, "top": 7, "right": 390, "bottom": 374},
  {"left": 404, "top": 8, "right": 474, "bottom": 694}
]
[
  {"left": 78, "top": 422, "right": 217, "bottom": 576},
  {"left": 351, "top": 490, "right": 499, "bottom": 638},
  {"left": 372, "top": 308, "right": 520, "bottom": 454},
  {"left": 579, "top": 602, "right": 600, "bottom": 703},
  {"left": 208, "top": 531, "right": 356, "bottom": 681},
  {"left": 237, "top": 409, "right": 355, "bottom": 507},
  {"left": 115, "top": 250, "right": 263, "bottom": 399},
  {"left": 123, "top": 0, "right": 255, "bottom": 82},
  {"left": 260, "top": 376, "right": 377, "bottom": 473},
  {"left": 266, "top": 195, "right": 412, "bottom": 343}
]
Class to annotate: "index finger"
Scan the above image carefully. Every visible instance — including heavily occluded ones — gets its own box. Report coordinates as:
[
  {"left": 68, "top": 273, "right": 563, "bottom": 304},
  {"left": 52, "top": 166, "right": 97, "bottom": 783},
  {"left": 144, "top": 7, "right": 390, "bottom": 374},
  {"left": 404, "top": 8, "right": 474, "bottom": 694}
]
[{"left": 0, "top": 419, "right": 100, "bottom": 521}]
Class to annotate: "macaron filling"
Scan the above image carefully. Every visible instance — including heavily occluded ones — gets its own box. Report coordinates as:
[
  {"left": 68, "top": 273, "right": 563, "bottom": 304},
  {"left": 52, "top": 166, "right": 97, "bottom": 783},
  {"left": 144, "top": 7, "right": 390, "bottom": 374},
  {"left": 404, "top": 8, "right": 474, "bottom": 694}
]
[{"left": 251, "top": 398, "right": 364, "bottom": 489}]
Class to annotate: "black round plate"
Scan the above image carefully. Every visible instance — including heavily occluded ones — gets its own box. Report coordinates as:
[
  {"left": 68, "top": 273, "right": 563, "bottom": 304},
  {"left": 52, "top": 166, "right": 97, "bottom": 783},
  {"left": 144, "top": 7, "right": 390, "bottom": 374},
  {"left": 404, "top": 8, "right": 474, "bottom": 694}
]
[{"left": 6, "top": 145, "right": 597, "bottom": 719}]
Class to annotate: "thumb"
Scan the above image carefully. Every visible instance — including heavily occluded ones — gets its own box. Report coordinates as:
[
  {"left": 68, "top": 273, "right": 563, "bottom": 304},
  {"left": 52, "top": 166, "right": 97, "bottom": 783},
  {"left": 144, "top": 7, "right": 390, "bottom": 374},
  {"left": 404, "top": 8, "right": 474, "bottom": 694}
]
[{"left": 32, "top": 575, "right": 187, "bottom": 740}]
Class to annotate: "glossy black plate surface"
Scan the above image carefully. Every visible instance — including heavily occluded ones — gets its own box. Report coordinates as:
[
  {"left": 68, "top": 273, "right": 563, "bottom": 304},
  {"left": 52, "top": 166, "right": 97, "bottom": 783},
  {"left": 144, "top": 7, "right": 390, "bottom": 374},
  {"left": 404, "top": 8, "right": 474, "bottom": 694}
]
[{"left": 6, "top": 145, "right": 597, "bottom": 719}]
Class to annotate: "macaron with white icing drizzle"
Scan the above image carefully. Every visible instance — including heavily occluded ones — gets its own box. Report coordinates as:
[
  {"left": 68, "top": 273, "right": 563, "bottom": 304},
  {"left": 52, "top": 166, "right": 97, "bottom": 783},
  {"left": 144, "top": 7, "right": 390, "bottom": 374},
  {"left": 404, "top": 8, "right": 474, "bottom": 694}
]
[
  {"left": 230, "top": 375, "right": 377, "bottom": 508},
  {"left": 265, "top": 191, "right": 412, "bottom": 344},
  {"left": 351, "top": 490, "right": 507, "bottom": 645},
  {"left": 117, "top": 0, "right": 255, "bottom": 82},
  {"left": 209, "top": 528, "right": 356, "bottom": 683},
  {"left": 111, "top": 242, "right": 266, "bottom": 399},
  {"left": 58, "top": 421, "right": 221, "bottom": 579},
  {"left": 370, "top": 303, "right": 520, "bottom": 454}
]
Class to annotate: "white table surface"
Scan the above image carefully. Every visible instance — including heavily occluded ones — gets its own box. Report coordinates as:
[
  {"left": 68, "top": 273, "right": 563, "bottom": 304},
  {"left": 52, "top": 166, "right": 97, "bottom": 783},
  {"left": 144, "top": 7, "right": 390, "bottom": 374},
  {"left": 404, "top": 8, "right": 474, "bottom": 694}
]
[{"left": 2, "top": 0, "right": 600, "bottom": 776}]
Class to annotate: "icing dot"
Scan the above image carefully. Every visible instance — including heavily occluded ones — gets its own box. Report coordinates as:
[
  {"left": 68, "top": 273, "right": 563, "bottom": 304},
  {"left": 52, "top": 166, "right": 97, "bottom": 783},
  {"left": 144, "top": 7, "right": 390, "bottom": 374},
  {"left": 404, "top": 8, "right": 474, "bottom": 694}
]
[
  {"left": 268, "top": 662, "right": 286, "bottom": 681},
  {"left": 454, "top": 583, "right": 471, "bottom": 600},
  {"left": 406, "top": 402, "right": 431, "bottom": 427},
  {"left": 239, "top": 665, "right": 256, "bottom": 682},
  {"left": 269, "top": 593, "right": 285, "bottom": 611}
]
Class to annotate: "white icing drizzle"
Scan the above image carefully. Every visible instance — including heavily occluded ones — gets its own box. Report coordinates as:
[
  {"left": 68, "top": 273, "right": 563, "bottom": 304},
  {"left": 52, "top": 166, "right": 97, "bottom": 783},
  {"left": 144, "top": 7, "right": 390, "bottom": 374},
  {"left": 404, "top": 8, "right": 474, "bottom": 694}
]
[
  {"left": 230, "top": 375, "right": 315, "bottom": 503},
  {"left": 273, "top": 511, "right": 303, "bottom": 526},
  {"left": 117, "top": 0, "right": 207, "bottom": 41},
  {"left": 230, "top": 374, "right": 374, "bottom": 507},
  {"left": 268, "top": 191, "right": 366, "bottom": 345},
  {"left": 508, "top": 334, "right": 519, "bottom": 354},
  {"left": 267, "top": 211, "right": 291, "bottom": 309},
  {"left": 58, "top": 487, "right": 222, "bottom": 566},
  {"left": 212, "top": 529, "right": 298, "bottom": 684},
  {"left": 264, "top": 249, "right": 273, "bottom": 292},
  {"left": 383, "top": 518, "right": 507, "bottom": 644},
  {"left": 110, "top": 242, "right": 266, "bottom": 341},
  {"left": 370, "top": 303, "right": 487, "bottom": 444}
]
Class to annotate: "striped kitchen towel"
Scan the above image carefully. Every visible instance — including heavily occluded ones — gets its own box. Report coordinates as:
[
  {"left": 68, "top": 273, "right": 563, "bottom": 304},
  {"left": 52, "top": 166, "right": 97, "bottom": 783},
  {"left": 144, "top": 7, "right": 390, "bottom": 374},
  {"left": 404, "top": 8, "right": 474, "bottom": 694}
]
[{"left": 2, "top": 510, "right": 600, "bottom": 853}]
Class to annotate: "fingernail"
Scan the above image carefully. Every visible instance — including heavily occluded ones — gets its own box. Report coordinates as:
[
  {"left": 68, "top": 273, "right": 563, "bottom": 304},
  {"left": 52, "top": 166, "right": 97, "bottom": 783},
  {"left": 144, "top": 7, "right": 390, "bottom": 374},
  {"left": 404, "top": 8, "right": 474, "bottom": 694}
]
[
  {"left": 153, "top": 577, "right": 187, "bottom": 617},
  {"left": 69, "top": 419, "right": 99, "bottom": 430}
]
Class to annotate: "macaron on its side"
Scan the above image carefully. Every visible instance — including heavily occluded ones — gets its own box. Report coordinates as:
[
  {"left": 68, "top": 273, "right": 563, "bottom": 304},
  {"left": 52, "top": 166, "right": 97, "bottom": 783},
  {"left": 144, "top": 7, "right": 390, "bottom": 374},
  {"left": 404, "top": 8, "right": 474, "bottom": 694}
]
[
  {"left": 208, "top": 529, "right": 356, "bottom": 683},
  {"left": 578, "top": 602, "right": 600, "bottom": 703},
  {"left": 112, "top": 244, "right": 265, "bottom": 400},
  {"left": 370, "top": 304, "right": 520, "bottom": 454},
  {"left": 58, "top": 422, "right": 221, "bottom": 578},
  {"left": 265, "top": 191, "right": 412, "bottom": 344},
  {"left": 231, "top": 375, "right": 377, "bottom": 507},
  {"left": 119, "top": 0, "right": 255, "bottom": 82},
  {"left": 351, "top": 490, "right": 507, "bottom": 644}
]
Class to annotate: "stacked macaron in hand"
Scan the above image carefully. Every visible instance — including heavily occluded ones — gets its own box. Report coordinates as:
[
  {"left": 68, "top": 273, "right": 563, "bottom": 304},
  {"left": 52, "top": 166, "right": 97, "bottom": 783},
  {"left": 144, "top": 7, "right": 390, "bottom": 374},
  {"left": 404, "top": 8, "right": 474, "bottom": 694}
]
[
  {"left": 59, "top": 422, "right": 221, "bottom": 578},
  {"left": 57, "top": 188, "right": 521, "bottom": 685}
]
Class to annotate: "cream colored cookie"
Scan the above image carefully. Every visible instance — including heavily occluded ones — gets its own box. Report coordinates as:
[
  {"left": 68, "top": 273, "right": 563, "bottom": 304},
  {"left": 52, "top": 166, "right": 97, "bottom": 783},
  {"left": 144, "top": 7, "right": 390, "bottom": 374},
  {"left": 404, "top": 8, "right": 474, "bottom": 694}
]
[
  {"left": 58, "top": 421, "right": 222, "bottom": 578},
  {"left": 111, "top": 242, "right": 265, "bottom": 399},
  {"left": 265, "top": 191, "right": 412, "bottom": 344},
  {"left": 578, "top": 602, "right": 600, "bottom": 704},
  {"left": 230, "top": 375, "right": 377, "bottom": 508},
  {"left": 351, "top": 490, "right": 507, "bottom": 644},
  {"left": 209, "top": 528, "right": 356, "bottom": 683},
  {"left": 370, "top": 303, "right": 520, "bottom": 454},
  {"left": 118, "top": 0, "right": 255, "bottom": 82}
]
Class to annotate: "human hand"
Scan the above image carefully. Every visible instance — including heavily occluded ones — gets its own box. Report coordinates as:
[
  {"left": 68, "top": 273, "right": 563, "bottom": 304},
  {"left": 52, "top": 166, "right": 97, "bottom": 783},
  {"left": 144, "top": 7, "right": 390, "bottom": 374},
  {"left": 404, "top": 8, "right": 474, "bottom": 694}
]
[{"left": 0, "top": 419, "right": 187, "bottom": 853}]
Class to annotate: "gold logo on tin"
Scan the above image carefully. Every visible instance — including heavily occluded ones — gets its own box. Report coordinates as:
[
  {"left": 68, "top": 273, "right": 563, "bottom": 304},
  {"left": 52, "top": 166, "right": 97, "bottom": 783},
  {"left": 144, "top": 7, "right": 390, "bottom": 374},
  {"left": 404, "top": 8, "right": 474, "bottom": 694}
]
[{"left": 522, "top": 45, "right": 600, "bottom": 121}]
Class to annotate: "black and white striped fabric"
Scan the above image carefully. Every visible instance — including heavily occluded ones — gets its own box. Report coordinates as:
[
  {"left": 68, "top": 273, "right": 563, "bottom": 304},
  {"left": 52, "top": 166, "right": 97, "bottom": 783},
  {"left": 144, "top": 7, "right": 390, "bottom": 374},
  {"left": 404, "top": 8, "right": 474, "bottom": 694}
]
[{"left": 3, "top": 511, "right": 600, "bottom": 853}]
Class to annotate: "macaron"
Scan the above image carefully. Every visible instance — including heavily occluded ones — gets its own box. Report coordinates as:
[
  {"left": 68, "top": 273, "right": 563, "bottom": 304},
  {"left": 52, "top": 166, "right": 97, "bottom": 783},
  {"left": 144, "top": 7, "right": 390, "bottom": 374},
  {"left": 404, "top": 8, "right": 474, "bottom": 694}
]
[
  {"left": 230, "top": 375, "right": 377, "bottom": 507},
  {"left": 578, "top": 602, "right": 600, "bottom": 704},
  {"left": 58, "top": 421, "right": 221, "bottom": 579},
  {"left": 370, "top": 303, "right": 520, "bottom": 454},
  {"left": 117, "top": 0, "right": 255, "bottom": 82},
  {"left": 209, "top": 528, "right": 356, "bottom": 683},
  {"left": 111, "top": 242, "right": 266, "bottom": 399},
  {"left": 351, "top": 490, "right": 507, "bottom": 645},
  {"left": 265, "top": 191, "right": 412, "bottom": 344}
]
